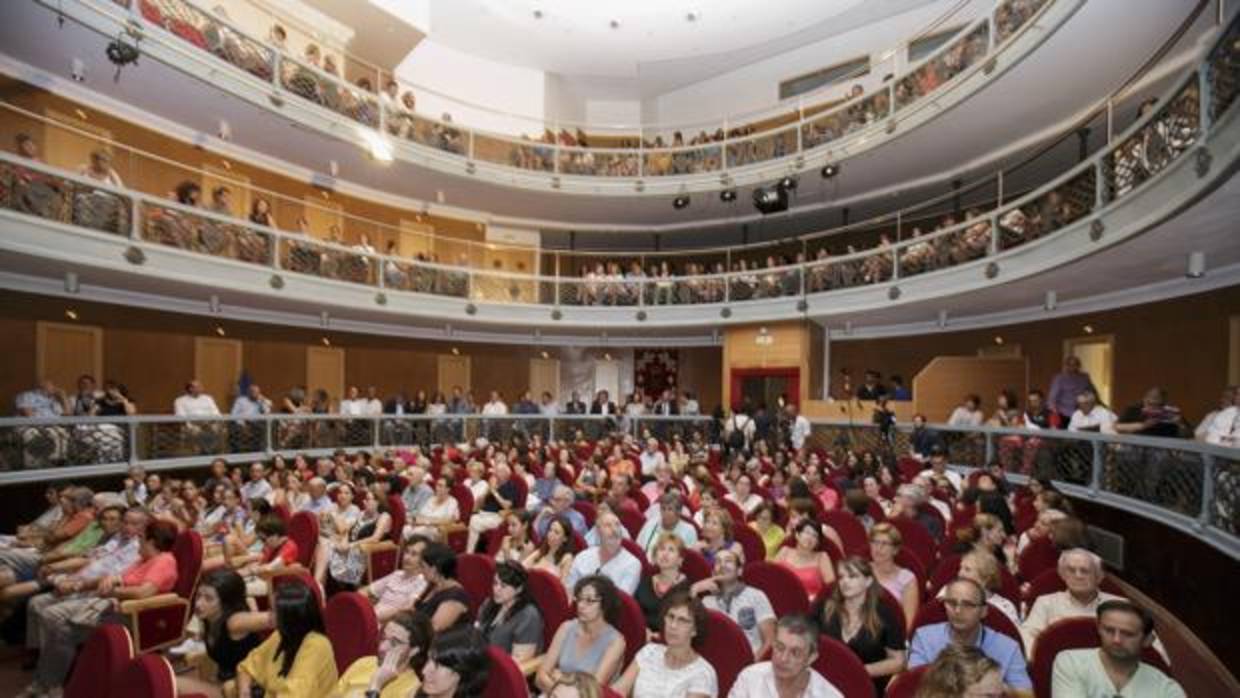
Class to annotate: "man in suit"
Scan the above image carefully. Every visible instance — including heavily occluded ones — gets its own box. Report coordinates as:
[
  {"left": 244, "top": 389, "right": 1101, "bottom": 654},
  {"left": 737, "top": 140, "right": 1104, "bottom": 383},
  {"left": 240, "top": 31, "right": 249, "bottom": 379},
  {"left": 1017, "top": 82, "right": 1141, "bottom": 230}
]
[
  {"left": 564, "top": 391, "right": 587, "bottom": 415},
  {"left": 589, "top": 389, "right": 617, "bottom": 415}
]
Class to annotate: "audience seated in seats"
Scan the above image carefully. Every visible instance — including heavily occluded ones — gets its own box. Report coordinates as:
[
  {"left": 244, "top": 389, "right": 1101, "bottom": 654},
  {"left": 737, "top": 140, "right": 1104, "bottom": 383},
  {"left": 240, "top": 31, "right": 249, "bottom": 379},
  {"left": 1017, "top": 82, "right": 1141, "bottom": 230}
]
[
  {"left": 408, "top": 475, "right": 461, "bottom": 540},
  {"left": 175, "top": 569, "right": 271, "bottom": 698},
  {"left": 1068, "top": 389, "right": 1117, "bottom": 434},
  {"left": 693, "top": 506, "right": 745, "bottom": 568},
  {"left": 613, "top": 590, "right": 718, "bottom": 698},
  {"left": 414, "top": 541, "right": 473, "bottom": 632},
  {"left": 634, "top": 533, "right": 692, "bottom": 634},
  {"left": 585, "top": 498, "right": 633, "bottom": 547},
  {"left": 334, "top": 609, "right": 432, "bottom": 698},
  {"left": 24, "top": 520, "right": 179, "bottom": 696},
  {"left": 637, "top": 491, "right": 699, "bottom": 556},
  {"left": 750, "top": 503, "right": 785, "bottom": 560},
  {"left": 867, "top": 522, "right": 920, "bottom": 629},
  {"left": 773, "top": 520, "right": 836, "bottom": 600},
  {"left": 523, "top": 514, "right": 577, "bottom": 582},
  {"left": 229, "top": 513, "right": 298, "bottom": 597},
  {"left": 1051, "top": 600, "right": 1185, "bottom": 698},
  {"left": 812, "top": 556, "right": 906, "bottom": 693},
  {"left": 566, "top": 512, "right": 642, "bottom": 594},
  {"left": 494, "top": 511, "right": 534, "bottom": 563},
  {"left": 475, "top": 561, "right": 544, "bottom": 662},
  {"left": 917, "top": 448, "right": 963, "bottom": 495},
  {"left": 0, "top": 488, "right": 107, "bottom": 599},
  {"left": 362, "top": 535, "right": 430, "bottom": 625},
  {"left": 3, "top": 503, "right": 136, "bottom": 606},
  {"left": 726, "top": 474, "right": 765, "bottom": 517},
  {"left": 728, "top": 614, "right": 845, "bottom": 698},
  {"left": 937, "top": 548, "right": 1021, "bottom": 628},
  {"left": 892, "top": 483, "right": 946, "bottom": 544},
  {"left": 321, "top": 487, "right": 392, "bottom": 590},
  {"left": 536, "top": 574, "right": 627, "bottom": 692},
  {"left": 419, "top": 626, "right": 492, "bottom": 698},
  {"left": 1021, "top": 548, "right": 1123, "bottom": 654},
  {"left": 914, "top": 644, "right": 1004, "bottom": 698},
  {"left": 534, "top": 485, "right": 590, "bottom": 539},
  {"left": 908, "top": 578, "right": 1031, "bottom": 694},
  {"left": 692, "top": 548, "right": 776, "bottom": 657},
  {"left": 466, "top": 461, "right": 519, "bottom": 552},
  {"left": 400, "top": 464, "right": 435, "bottom": 525}
]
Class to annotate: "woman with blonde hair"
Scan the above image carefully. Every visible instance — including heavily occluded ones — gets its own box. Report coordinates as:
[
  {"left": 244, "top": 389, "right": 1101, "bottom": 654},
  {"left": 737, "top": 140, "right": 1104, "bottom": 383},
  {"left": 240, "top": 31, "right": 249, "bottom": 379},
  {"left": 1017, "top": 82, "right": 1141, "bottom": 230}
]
[
  {"left": 813, "top": 556, "right": 906, "bottom": 693},
  {"left": 914, "top": 644, "right": 1003, "bottom": 698},
  {"left": 938, "top": 547, "right": 1021, "bottom": 626},
  {"left": 545, "top": 671, "right": 602, "bottom": 698},
  {"left": 869, "top": 522, "right": 919, "bottom": 630}
]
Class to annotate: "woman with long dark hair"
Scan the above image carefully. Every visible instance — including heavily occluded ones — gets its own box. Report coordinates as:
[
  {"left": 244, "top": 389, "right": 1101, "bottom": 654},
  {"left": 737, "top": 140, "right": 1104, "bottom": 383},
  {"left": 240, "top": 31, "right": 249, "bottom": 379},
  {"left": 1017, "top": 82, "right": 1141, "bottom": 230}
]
[
  {"left": 476, "top": 561, "right": 544, "bottom": 662},
  {"left": 813, "top": 556, "right": 906, "bottom": 693},
  {"left": 522, "top": 514, "right": 575, "bottom": 582},
  {"left": 417, "top": 626, "right": 491, "bottom": 698},
  {"left": 176, "top": 569, "right": 271, "bottom": 697},
  {"left": 237, "top": 579, "right": 337, "bottom": 697},
  {"left": 414, "top": 542, "right": 473, "bottom": 632}
]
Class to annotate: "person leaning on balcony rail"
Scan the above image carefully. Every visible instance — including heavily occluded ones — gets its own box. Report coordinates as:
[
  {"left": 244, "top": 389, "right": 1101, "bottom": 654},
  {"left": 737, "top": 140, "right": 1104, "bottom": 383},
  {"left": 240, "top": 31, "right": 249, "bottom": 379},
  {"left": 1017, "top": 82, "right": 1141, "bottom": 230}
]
[
  {"left": 14, "top": 379, "right": 72, "bottom": 467},
  {"left": 1067, "top": 389, "right": 1117, "bottom": 434},
  {"left": 77, "top": 148, "right": 123, "bottom": 188}
]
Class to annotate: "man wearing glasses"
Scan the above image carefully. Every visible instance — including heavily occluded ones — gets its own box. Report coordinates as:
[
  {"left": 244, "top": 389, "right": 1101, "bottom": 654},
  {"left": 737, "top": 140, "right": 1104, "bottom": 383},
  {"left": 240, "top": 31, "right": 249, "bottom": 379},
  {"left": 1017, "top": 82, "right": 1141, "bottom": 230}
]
[
  {"left": 728, "top": 615, "right": 843, "bottom": 697},
  {"left": 908, "top": 577, "right": 1032, "bottom": 694}
]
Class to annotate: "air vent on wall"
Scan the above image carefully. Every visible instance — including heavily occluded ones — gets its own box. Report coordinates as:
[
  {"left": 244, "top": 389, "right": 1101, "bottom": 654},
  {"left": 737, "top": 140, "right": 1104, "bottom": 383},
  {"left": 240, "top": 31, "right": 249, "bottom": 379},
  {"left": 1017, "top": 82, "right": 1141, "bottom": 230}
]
[{"left": 1088, "top": 524, "right": 1125, "bottom": 571}]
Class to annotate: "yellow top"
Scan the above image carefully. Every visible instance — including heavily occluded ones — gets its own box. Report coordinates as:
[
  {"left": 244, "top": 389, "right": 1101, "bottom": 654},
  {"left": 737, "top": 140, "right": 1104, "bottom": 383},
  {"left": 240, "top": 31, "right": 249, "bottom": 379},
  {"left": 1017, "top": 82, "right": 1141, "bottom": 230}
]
[
  {"left": 758, "top": 523, "right": 786, "bottom": 560},
  {"left": 238, "top": 631, "right": 339, "bottom": 698},
  {"left": 333, "top": 656, "right": 422, "bottom": 698}
]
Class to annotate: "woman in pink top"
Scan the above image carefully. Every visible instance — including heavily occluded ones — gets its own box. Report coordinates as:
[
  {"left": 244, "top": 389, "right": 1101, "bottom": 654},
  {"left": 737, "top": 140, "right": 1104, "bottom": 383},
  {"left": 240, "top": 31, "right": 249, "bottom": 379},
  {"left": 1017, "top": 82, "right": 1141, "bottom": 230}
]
[
  {"left": 868, "top": 522, "right": 919, "bottom": 630},
  {"left": 773, "top": 520, "right": 836, "bottom": 600}
]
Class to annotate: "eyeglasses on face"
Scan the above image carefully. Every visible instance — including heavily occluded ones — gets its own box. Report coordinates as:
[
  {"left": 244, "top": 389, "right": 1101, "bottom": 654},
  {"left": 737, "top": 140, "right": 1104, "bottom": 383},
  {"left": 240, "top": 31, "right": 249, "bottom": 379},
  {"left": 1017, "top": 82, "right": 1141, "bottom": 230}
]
[
  {"left": 575, "top": 594, "right": 602, "bottom": 605},
  {"left": 942, "top": 598, "right": 985, "bottom": 610}
]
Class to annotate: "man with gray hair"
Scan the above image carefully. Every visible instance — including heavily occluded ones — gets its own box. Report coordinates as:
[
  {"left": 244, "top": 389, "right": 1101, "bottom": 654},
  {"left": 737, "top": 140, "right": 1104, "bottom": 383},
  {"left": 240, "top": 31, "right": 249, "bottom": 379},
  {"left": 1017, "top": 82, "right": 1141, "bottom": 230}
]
[
  {"left": 565, "top": 511, "right": 641, "bottom": 594},
  {"left": 400, "top": 464, "right": 434, "bottom": 519},
  {"left": 635, "top": 490, "right": 698, "bottom": 555},
  {"left": 532, "top": 484, "right": 587, "bottom": 538},
  {"left": 1021, "top": 548, "right": 1122, "bottom": 652},
  {"left": 894, "top": 482, "right": 944, "bottom": 542}
]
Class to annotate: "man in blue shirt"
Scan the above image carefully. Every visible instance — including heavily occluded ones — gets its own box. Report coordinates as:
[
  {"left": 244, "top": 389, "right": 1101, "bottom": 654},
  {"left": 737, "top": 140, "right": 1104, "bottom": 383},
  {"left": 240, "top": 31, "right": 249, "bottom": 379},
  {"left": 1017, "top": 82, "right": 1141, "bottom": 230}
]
[
  {"left": 532, "top": 484, "right": 587, "bottom": 538},
  {"left": 909, "top": 578, "right": 1032, "bottom": 692}
]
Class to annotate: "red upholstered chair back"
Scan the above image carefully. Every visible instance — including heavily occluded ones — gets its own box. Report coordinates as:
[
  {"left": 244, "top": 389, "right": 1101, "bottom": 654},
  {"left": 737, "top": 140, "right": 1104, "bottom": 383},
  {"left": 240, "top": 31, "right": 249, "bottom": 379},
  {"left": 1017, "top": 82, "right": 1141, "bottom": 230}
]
[
  {"left": 572, "top": 500, "right": 598, "bottom": 528},
  {"left": 620, "top": 538, "right": 654, "bottom": 576},
  {"left": 271, "top": 571, "right": 324, "bottom": 609},
  {"left": 681, "top": 547, "right": 712, "bottom": 583},
  {"left": 719, "top": 498, "right": 747, "bottom": 528},
  {"left": 884, "top": 665, "right": 928, "bottom": 698},
  {"left": 614, "top": 591, "right": 647, "bottom": 667},
  {"left": 66, "top": 625, "right": 133, "bottom": 698},
  {"left": 526, "top": 568, "right": 572, "bottom": 644},
  {"left": 911, "top": 599, "right": 1025, "bottom": 657},
  {"left": 288, "top": 511, "right": 319, "bottom": 568},
  {"left": 482, "top": 645, "right": 530, "bottom": 698},
  {"left": 733, "top": 523, "right": 767, "bottom": 565},
  {"left": 1017, "top": 535, "right": 1059, "bottom": 583},
  {"left": 887, "top": 517, "right": 936, "bottom": 572},
  {"left": 1030, "top": 617, "right": 1172, "bottom": 698},
  {"left": 172, "top": 529, "right": 204, "bottom": 601},
  {"left": 272, "top": 504, "right": 292, "bottom": 526},
  {"left": 698, "top": 609, "right": 754, "bottom": 697},
  {"left": 111, "top": 654, "right": 176, "bottom": 698},
  {"left": 386, "top": 494, "right": 406, "bottom": 542},
  {"left": 456, "top": 554, "right": 497, "bottom": 616},
  {"left": 510, "top": 475, "right": 529, "bottom": 509},
  {"left": 742, "top": 561, "right": 809, "bottom": 618},
  {"left": 325, "top": 591, "right": 380, "bottom": 674},
  {"left": 897, "top": 457, "right": 924, "bottom": 481},
  {"left": 820, "top": 510, "right": 870, "bottom": 557},
  {"left": 618, "top": 507, "right": 646, "bottom": 540},
  {"left": 484, "top": 526, "right": 508, "bottom": 557},
  {"left": 814, "top": 636, "right": 876, "bottom": 698}
]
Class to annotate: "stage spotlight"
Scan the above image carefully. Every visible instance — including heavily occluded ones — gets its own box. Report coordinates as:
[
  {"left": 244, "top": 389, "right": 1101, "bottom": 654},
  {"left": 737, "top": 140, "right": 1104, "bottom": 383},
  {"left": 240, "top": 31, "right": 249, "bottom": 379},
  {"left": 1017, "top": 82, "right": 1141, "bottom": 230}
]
[
  {"left": 821, "top": 163, "right": 839, "bottom": 179},
  {"left": 673, "top": 195, "right": 690, "bottom": 210},
  {"left": 752, "top": 186, "right": 789, "bottom": 215},
  {"left": 720, "top": 189, "right": 737, "bottom": 202}
]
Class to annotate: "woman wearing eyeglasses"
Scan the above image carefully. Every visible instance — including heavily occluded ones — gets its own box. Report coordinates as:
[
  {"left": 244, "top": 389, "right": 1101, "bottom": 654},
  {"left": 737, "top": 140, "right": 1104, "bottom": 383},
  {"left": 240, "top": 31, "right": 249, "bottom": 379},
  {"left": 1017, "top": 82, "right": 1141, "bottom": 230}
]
[
  {"left": 613, "top": 590, "right": 717, "bottom": 698},
  {"left": 536, "top": 575, "right": 626, "bottom": 693}
]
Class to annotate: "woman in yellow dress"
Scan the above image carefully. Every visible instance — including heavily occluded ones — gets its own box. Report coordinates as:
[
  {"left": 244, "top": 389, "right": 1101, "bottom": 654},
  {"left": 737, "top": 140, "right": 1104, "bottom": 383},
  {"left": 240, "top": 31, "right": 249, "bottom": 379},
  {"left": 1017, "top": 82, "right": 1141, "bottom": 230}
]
[{"left": 237, "top": 580, "right": 338, "bottom": 698}]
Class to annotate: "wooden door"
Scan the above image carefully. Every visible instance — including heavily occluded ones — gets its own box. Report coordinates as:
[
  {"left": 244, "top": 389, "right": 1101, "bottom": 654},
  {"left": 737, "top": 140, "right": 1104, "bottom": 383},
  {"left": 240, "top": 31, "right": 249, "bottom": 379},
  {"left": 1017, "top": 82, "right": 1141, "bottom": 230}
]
[
  {"left": 36, "top": 322, "right": 103, "bottom": 391},
  {"left": 306, "top": 346, "right": 346, "bottom": 405},
  {"left": 201, "top": 164, "right": 251, "bottom": 218},
  {"left": 194, "top": 337, "right": 242, "bottom": 407},
  {"left": 399, "top": 220, "right": 435, "bottom": 258},
  {"left": 437, "top": 354, "right": 471, "bottom": 396},
  {"left": 529, "top": 358, "right": 561, "bottom": 401}
]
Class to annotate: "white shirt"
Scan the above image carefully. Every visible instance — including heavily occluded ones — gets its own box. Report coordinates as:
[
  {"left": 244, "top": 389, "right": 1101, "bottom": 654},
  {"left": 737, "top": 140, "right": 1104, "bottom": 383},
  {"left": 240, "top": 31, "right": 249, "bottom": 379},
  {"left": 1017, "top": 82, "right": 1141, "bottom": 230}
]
[
  {"left": 338, "top": 398, "right": 367, "bottom": 416},
  {"left": 174, "top": 393, "right": 220, "bottom": 417},
  {"left": 482, "top": 400, "right": 508, "bottom": 416},
  {"left": 539, "top": 402, "right": 560, "bottom": 416},
  {"left": 363, "top": 398, "right": 384, "bottom": 416},
  {"left": 727, "top": 662, "right": 843, "bottom": 698},
  {"left": 565, "top": 545, "right": 641, "bottom": 594},
  {"left": 703, "top": 585, "right": 775, "bottom": 653},
  {"left": 1069, "top": 406, "right": 1117, "bottom": 433},
  {"left": 639, "top": 450, "right": 666, "bottom": 477},
  {"left": 1204, "top": 405, "right": 1240, "bottom": 446},
  {"left": 790, "top": 415, "right": 811, "bottom": 449},
  {"left": 947, "top": 406, "right": 985, "bottom": 427},
  {"left": 918, "top": 467, "right": 963, "bottom": 493},
  {"left": 632, "top": 644, "right": 717, "bottom": 698}
]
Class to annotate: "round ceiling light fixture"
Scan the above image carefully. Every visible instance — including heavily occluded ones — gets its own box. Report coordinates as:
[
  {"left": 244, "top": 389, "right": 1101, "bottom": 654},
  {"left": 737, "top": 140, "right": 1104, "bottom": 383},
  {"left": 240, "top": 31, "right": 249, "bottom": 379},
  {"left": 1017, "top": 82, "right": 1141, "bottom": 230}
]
[
  {"left": 673, "top": 195, "right": 691, "bottom": 210},
  {"left": 821, "top": 163, "right": 839, "bottom": 179},
  {"left": 720, "top": 189, "right": 737, "bottom": 202},
  {"left": 532, "top": 9, "right": 543, "bottom": 19},
  {"left": 609, "top": 19, "right": 620, "bottom": 29}
]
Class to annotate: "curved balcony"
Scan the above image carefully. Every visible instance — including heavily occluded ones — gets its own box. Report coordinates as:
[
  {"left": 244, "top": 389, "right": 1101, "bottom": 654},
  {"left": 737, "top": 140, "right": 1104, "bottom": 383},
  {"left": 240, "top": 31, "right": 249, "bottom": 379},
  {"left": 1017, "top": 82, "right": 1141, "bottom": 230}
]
[
  {"left": 2, "top": 12, "right": 1236, "bottom": 329},
  {"left": 41, "top": 0, "right": 1083, "bottom": 195}
]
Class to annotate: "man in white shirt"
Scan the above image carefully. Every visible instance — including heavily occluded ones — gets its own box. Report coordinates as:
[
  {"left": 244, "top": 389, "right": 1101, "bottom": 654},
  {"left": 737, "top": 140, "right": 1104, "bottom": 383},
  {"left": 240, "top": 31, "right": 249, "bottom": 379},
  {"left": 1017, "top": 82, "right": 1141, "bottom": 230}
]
[
  {"left": 174, "top": 380, "right": 219, "bottom": 417},
  {"left": 692, "top": 549, "right": 775, "bottom": 657},
  {"left": 947, "top": 394, "right": 985, "bottom": 427},
  {"left": 1052, "top": 601, "right": 1185, "bottom": 698},
  {"left": 787, "top": 404, "right": 811, "bottom": 451},
  {"left": 338, "top": 386, "right": 367, "bottom": 416},
  {"left": 1068, "top": 389, "right": 1117, "bottom": 434},
  {"left": 362, "top": 386, "right": 384, "bottom": 416},
  {"left": 681, "top": 391, "right": 700, "bottom": 416},
  {"left": 565, "top": 512, "right": 641, "bottom": 594},
  {"left": 481, "top": 391, "right": 508, "bottom": 415},
  {"left": 538, "top": 391, "right": 560, "bottom": 416},
  {"left": 1022, "top": 548, "right": 1124, "bottom": 653},
  {"left": 1196, "top": 386, "right": 1236, "bottom": 442},
  {"left": 229, "top": 384, "right": 271, "bottom": 417},
  {"left": 918, "top": 447, "right": 963, "bottom": 493},
  {"left": 239, "top": 461, "right": 274, "bottom": 504},
  {"left": 728, "top": 615, "right": 844, "bottom": 698},
  {"left": 638, "top": 438, "right": 666, "bottom": 478}
]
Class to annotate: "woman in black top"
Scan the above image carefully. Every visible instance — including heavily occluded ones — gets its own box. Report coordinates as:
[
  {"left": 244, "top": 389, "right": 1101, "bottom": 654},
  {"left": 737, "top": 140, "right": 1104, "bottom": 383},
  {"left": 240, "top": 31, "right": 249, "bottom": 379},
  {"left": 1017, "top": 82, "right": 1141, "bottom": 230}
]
[
  {"left": 476, "top": 561, "right": 544, "bottom": 662},
  {"left": 633, "top": 533, "right": 690, "bottom": 633},
  {"left": 176, "top": 569, "right": 271, "bottom": 697},
  {"left": 415, "top": 542, "right": 474, "bottom": 632},
  {"left": 813, "top": 556, "right": 906, "bottom": 693}
]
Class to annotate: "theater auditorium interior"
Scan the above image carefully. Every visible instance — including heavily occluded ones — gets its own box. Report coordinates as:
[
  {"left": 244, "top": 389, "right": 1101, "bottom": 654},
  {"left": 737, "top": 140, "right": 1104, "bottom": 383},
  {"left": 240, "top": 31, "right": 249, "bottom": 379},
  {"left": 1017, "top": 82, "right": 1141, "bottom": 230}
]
[{"left": 0, "top": 0, "right": 1237, "bottom": 696}]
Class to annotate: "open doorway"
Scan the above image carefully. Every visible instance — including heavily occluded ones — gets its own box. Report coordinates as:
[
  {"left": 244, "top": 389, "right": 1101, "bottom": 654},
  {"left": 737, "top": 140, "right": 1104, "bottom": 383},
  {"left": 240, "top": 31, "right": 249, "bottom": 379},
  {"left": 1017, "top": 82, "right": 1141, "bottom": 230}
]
[{"left": 1064, "top": 335, "right": 1114, "bottom": 407}]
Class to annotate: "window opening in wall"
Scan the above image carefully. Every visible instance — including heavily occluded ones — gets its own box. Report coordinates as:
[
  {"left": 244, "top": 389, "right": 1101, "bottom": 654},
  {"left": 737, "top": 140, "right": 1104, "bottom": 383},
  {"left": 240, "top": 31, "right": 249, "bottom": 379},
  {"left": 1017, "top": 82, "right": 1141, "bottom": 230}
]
[
  {"left": 907, "top": 25, "right": 964, "bottom": 64},
  {"left": 779, "top": 56, "right": 871, "bottom": 100}
]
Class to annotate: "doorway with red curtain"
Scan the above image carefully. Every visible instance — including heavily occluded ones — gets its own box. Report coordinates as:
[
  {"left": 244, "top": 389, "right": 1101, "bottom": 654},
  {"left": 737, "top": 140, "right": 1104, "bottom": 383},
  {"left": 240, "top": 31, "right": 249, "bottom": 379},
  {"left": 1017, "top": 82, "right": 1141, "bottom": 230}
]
[{"left": 729, "top": 367, "right": 800, "bottom": 410}]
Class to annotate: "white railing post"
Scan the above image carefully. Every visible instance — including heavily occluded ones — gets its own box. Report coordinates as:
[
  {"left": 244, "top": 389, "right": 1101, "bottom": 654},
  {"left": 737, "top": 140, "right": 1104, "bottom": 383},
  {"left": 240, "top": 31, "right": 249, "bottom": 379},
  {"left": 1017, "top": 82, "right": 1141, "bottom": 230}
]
[
  {"left": 1199, "top": 453, "right": 1217, "bottom": 527},
  {"left": 1089, "top": 441, "right": 1104, "bottom": 493},
  {"left": 130, "top": 196, "right": 141, "bottom": 240}
]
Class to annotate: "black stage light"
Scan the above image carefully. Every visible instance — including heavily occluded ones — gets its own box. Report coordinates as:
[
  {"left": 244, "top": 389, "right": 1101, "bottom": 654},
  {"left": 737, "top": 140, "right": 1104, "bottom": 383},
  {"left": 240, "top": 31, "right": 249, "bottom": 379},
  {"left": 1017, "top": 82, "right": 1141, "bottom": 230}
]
[
  {"left": 778, "top": 176, "right": 798, "bottom": 192},
  {"left": 720, "top": 189, "right": 737, "bottom": 202},
  {"left": 752, "top": 186, "right": 789, "bottom": 215},
  {"left": 673, "top": 195, "right": 690, "bottom": 210},
  {"left": 820, "top": 163, "right": 839, "bottom": 179}
]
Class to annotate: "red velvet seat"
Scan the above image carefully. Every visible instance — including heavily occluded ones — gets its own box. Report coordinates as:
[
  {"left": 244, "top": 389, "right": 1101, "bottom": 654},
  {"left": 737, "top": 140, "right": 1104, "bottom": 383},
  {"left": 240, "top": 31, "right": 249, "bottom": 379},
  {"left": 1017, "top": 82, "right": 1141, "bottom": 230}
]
[
  {"left": 288, "top": 511, "right": 319, "bottom": 568},
  {"left": 325, "top": 591, "right": 380, "bottom": 675},
  {"left": 457, "top": 553, "right": 497, "bottom": 616},
  {"left": 482, "top": 645, "right": 530, "bottom": 697},
  {"left": 447, "top": 484, "right": 475, "bottom": 552},
  {"left": 733, "top": 522, "right": 767, "bottom": 565},
  {"left": 910, "top": 598, "right": 1025, "bottom": 657},
  {"left": 272, "top": 504, "right": 292, "bottom": 525},
  {"left": 698, "top": 609, "right": 754, "bottom": 697},
  {"left": 386, "top": 494, "right": 406, "bottom": 542},
  {"left": 719, "top": 498, "right": 748, "bottom": 528},
  {"left": 122, "top": 529, "right": 203, "bottom": 653},
  {"left": 742, "top": 560, "right": 809, "bottom": 618},
  {"left": 884, "top": 665, "right": 928, "bottom": 698},
  {"left": 887, "top": 517, "right": 937, "bottom": 573},
  {"left": 572, "top": 499, "right": 598, "bottom": 528},
  {"left": 681, "top": 547, "right": 712, "bottom": 583},
  {"left": 527, "top": 568, "right": 572, "bottom": 643},
  {"left": 1030, "top": 617, "right": 1172, "bottom": 698},
  {"left": 820, "top": 510, "right": 870, "bottom": 557},
  {"left": 618, "top": 507, "right": 646, "bottom": 540},
  {"left": 270, "top": 571, "right": 324, "bottom": 608},
  {"left": 620, "top": 537, "right": 654, "bottom": 576},
  {"left": 614, "top": 591, "right": 647, "bottom": 667},
  {"left": 1017, "top": 536, "right": 1060, "bottom": 583},
  {"left": 111, "top": 654, "right": 176, "bottom": 698},
  {"left": 814, "top": 636, "right": 876, "bottom": 698},
  {"left": 66, "top": 625, "right": 133, "bottom": 698}
]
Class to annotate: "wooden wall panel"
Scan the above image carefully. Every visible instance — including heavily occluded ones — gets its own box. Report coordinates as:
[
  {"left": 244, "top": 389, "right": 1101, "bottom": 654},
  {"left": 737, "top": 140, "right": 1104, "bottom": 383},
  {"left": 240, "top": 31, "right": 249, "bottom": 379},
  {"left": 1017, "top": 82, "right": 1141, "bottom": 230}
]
[
  {"left": 911, "top": 357, "right": 1028, "bottom": 422},
  {"left": 437, "top": 355, "right": 471, "bottom": 396},
  {"left": 306, "top": 346, "right": 345, "bottom": 402},
  {"left": 194, "top": 337, "right": 242, "bottom": 408},
  {"left": 679, "top": 347, "right": 723, "bottom": 413},
  {"left": 344, "top": 346, "right": 437, "bottom": 397},
  {"left": 244, "top": 340, "right": 305, "bottom": 402},
  {"left": 201, "top": 164, "right": 251, "bottom": 218},
  {"left": 36, "top": 322, "right": 102, "bottom": 390},
  {"left": 722, "top": 321, "right": 812, "bottom": 409},
  {"left": 529, "top": 358, "right": 561, "bottom": 399}
]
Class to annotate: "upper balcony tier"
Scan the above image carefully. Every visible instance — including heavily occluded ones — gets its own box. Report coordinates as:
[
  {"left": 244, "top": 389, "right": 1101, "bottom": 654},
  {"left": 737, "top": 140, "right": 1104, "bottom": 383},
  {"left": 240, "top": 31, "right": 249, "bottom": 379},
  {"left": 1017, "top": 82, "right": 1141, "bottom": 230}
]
[{"left": 1, "top": 12, "right": 1237, "bottom": 335}]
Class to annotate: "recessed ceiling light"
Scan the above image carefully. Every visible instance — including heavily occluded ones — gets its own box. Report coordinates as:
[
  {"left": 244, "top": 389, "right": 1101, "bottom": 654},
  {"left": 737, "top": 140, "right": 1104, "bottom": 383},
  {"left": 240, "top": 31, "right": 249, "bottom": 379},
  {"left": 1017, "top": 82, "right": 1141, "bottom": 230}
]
[
  {"left": 1083, "top": 325, "right": 1094, "bottom": 334},
  {"left": 74, "top": 108, "right": 89, "bottom": 121},
  {"left": 994, "top": 335, "right": 1004, "bottom": 345},
  {"left": 609, "top": 19, "right": 620, "bottom": 29},
  {"left": 215, "top": 326, "right": 226, "bottom": 336},
  {"left": 686, "top": 12, "right": 698, "bottom": 21},
  {"left": 532, "top": 9, "right": 543, "bottom": 19},
  {"left": 64, "top": 309, "right": 78, "bottom": 321},
  {"left": 720, "top": 189, "right": 736, "bottom": 202},
  {"left": 673, "top": 195, "right": 690, "bottom": 210},
  {"left": 451, "top": 347, "right": 460, "bottom": 355},
  {"left": 321, "top": 337, "right": 331, "bottom": 346}
]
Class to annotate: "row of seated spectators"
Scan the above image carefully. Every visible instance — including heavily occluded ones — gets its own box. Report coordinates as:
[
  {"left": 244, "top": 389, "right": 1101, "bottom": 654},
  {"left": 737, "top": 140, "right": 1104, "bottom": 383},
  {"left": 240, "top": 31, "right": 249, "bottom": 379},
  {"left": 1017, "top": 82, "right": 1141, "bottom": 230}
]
[{"left": 0, "top": 424, "right": 1187, "bottom": 697}]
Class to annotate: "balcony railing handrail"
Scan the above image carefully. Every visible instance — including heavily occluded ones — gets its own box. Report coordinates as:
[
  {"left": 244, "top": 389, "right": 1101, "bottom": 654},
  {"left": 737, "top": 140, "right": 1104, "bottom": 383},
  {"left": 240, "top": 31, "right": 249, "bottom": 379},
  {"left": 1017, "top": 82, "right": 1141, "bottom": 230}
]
[{"left": 171, "top": 0, "right": 1005, "bottom": 136}]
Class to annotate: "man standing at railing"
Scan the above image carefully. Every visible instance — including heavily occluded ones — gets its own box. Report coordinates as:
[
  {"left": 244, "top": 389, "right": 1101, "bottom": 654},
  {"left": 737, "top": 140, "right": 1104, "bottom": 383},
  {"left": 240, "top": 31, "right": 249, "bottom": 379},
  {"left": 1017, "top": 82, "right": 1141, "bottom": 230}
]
[{"left": 1048, "top": 356, "right": 1097, "bottom": 427}]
